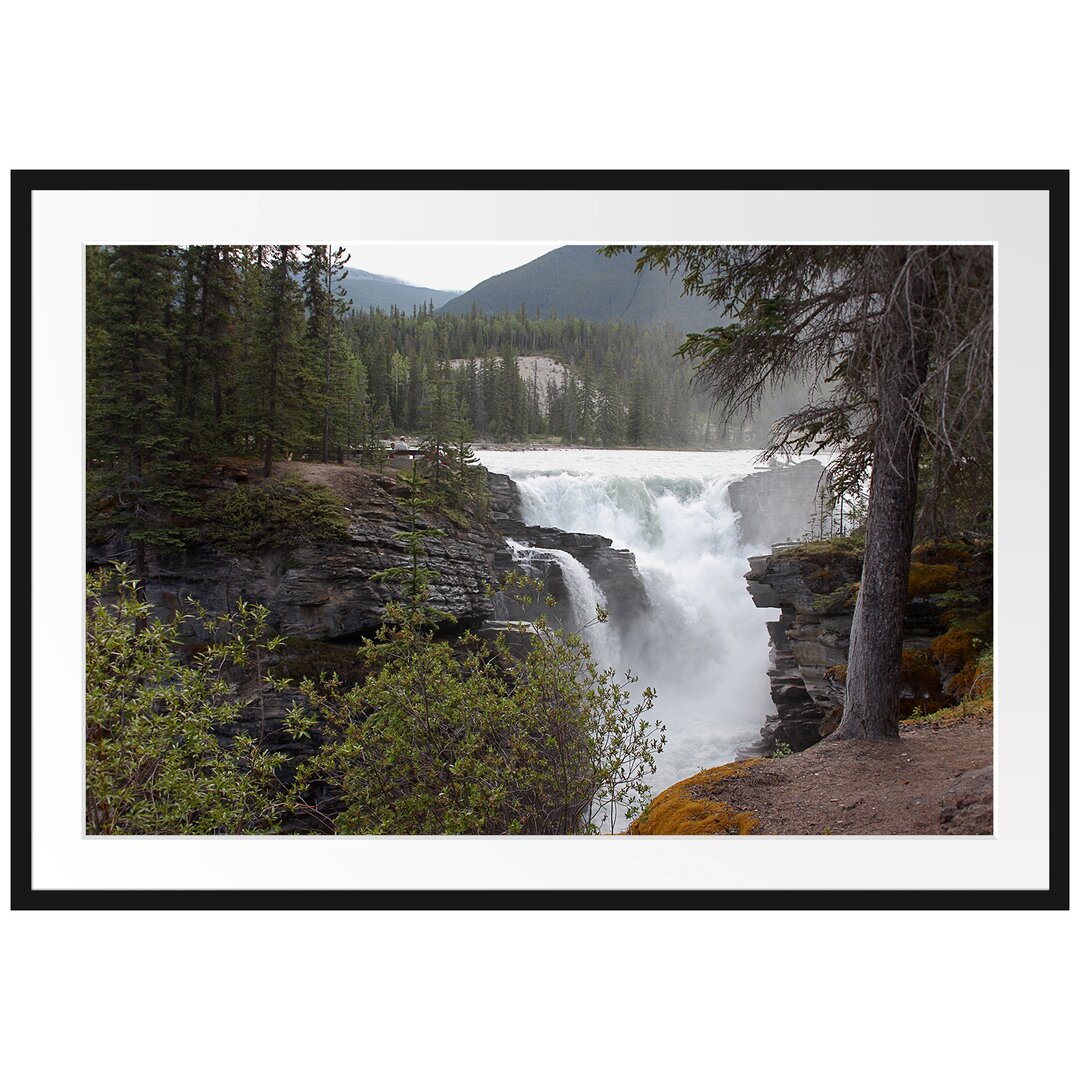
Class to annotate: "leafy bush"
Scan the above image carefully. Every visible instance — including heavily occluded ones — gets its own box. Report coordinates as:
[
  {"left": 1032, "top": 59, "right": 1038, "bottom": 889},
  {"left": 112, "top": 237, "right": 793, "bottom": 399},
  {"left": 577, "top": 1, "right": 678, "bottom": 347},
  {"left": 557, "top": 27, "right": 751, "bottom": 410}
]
[
  {"left": 289, "top": 573, "right": 665, "bottom": 835},
  {"left": 86, "top": 566, "right": 290, "bottom": 834},
  {"left": 203, "top": 479, "right": 349, "bottom": 553}
]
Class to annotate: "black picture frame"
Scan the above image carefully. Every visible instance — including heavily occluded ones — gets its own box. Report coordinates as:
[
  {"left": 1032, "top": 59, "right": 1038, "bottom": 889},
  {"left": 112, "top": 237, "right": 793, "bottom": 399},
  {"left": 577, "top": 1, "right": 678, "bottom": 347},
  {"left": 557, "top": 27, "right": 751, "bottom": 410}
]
[{"left": 9, "top": 169, "right": 1069, "bottom": 911}]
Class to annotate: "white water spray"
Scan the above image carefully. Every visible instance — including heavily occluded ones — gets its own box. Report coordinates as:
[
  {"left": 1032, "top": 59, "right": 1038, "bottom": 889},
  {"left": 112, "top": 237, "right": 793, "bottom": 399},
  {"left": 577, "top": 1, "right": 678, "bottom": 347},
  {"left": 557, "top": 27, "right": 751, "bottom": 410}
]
[{"left": 480, "top": 449, "right": 781, "bottom": 800}]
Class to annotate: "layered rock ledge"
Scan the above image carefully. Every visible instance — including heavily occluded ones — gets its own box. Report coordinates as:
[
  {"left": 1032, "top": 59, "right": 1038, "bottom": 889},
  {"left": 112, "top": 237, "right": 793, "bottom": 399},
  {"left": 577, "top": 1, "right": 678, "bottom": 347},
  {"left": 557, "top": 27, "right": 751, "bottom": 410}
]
[{"left": 88, "top": 467, "right": 501, "bottom": 640}]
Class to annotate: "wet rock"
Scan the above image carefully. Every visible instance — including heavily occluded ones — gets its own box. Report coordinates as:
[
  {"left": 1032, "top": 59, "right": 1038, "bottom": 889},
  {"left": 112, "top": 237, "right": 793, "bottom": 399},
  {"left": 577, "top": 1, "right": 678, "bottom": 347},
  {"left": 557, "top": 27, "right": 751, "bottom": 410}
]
[
  {"left": 486, "top": 472, "right": 520, "bottom": 520},
  {"left": 487, "top": 473, "right": 651, "bottom": 627}
]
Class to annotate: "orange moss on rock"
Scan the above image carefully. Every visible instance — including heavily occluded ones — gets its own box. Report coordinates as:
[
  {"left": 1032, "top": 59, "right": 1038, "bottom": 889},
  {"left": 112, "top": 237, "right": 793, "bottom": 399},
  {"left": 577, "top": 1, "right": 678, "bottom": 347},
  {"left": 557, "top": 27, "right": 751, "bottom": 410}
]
[
  {"left": 907, "top": 562, "right": 960, "bottom": 599},
  {"left": 911, "top": 539, "right": 977, "bottom": 566},
  {"left": 898, "top": 648, "right": 951, "bottom": 718},
  {"left": 629, "top": 760, "right": 763, "bottom": 835},
  {"left": 946, "top": 660, "right": 981, "bottom": 699},
  {"left": 901, "top": 648, "right": 939, "bottom": 692},
  {"left": 931, "top": 626, "right": 978, "bottom": 672}
]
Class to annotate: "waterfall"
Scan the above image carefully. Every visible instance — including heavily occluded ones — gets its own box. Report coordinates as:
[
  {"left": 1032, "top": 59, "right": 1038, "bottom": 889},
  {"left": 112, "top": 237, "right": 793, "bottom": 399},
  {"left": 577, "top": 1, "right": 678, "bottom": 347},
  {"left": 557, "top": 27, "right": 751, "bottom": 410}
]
[
  {"left": 504, "top": 539, "right": 619, "bottom": 665},
  {"left": 480, "top": 448, "right": 782, "bottom": 801}
]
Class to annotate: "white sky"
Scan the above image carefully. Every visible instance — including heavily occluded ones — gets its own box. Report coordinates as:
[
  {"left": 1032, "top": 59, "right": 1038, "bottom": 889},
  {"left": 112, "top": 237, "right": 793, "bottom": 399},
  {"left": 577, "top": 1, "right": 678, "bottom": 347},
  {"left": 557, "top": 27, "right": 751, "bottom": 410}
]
[{"left": 342, "top": 242, "right": 565, "bottom": 293}]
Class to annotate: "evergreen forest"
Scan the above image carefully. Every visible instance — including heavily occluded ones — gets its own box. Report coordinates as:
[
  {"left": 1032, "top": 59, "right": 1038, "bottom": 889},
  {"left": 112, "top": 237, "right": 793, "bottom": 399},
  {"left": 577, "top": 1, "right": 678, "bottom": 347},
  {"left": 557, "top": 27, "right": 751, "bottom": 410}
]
[{"left": 86, "top": 243, "right": 800, "bottom": 493}]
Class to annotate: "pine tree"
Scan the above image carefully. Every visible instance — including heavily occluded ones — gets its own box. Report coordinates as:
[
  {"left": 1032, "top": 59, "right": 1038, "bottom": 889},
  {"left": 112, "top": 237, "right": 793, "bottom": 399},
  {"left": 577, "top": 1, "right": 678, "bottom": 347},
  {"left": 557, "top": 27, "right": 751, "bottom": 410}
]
[
  {"left": 596, "top": 350, "right": 626, "bottom": 446},
  {"left": 87, "top": 246, "right": 199, "bottom": 581},
  {"left": 451, "top": 416, "right": 487, "bottom": 515},
  {"left": 421, "top": 362, "right": 458, "bottom": 491},
  {"left": 579, "top": 364, "right": 597, "bottom": 444},
  {"left": 255, "top": 245, "right": 305, "bottom": 477},
  {"left": 302, "top": 245, "right": 352, "bottom": 461},
  {"left": 626, "top": 362, "right": 654, "bottom": 446},
  {"left": 174, "top": 245, "right": 242, "bottom": 453}
]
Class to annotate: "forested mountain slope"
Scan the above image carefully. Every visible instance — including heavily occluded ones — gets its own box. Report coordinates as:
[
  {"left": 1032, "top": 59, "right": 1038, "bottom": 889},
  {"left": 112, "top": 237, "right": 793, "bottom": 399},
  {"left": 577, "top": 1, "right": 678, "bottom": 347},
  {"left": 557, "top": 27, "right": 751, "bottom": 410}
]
[{"left": 438, "top": 246, "right": 719, "bottom": 330}]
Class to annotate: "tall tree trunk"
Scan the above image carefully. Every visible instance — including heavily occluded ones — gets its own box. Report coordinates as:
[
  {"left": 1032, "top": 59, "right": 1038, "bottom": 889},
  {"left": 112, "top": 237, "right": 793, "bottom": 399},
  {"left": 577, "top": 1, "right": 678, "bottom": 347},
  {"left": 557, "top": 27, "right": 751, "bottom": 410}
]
[
  {"left": 263, "top": 376, "right": 276, "bottom": 479},
  {"left": 834, "top": 251, "right": 933, "bottom": 740},
  {"left": 264, "top": 341, "right": 279, "bottom": 479},
  {"left": 323, "top": 247, "right": 332, "bottom": 463}
]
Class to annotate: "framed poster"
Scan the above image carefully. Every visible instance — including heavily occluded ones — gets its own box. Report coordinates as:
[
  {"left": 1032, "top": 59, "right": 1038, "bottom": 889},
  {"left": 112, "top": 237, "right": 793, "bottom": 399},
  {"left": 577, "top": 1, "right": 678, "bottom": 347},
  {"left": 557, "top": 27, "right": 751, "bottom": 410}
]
[{"left": 9, "top": 169, "right": 1068, "bottom": 910}]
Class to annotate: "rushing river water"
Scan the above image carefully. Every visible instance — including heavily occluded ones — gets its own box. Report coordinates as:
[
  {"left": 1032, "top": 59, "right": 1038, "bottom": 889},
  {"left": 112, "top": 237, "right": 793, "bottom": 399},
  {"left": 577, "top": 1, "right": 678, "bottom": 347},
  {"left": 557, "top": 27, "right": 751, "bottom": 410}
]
[{"left": 477, "top": 448, "right": 783, "bottom": 809}]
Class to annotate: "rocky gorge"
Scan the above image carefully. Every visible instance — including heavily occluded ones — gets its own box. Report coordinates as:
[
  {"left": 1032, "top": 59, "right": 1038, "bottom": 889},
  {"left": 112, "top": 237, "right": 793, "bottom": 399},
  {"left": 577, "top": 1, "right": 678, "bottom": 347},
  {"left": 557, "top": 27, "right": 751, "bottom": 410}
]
[
  {"left": 85, "top": 454, "right": 993, "bottom": 834},
  {"left": 88, "top": 463, "right": 651, "bottom": 645}
]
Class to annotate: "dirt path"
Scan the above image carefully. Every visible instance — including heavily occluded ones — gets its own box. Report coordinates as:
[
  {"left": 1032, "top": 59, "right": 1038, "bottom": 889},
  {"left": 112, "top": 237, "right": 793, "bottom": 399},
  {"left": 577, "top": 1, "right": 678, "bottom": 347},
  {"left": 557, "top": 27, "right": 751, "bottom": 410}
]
[{"left": 636, "top": 710, "right": 993, "bottom": 835}]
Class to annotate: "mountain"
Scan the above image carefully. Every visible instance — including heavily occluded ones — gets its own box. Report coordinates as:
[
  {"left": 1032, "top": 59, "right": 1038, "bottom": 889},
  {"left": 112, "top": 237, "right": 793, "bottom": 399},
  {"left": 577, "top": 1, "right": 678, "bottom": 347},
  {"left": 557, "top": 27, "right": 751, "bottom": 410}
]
[
  {"left": 436, "top": 246, "right": 720, "bottom": 330},
  {"left": 339, "top": 267, "right": 461, "bottom": 313}
]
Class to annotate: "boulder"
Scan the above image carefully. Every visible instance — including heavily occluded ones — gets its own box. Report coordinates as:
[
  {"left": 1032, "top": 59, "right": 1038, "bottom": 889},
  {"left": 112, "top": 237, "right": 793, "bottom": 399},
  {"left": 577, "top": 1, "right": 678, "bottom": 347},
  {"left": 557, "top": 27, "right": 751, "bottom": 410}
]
[{"left": 939, "top": 765, "right": 994, "bottom": 834}]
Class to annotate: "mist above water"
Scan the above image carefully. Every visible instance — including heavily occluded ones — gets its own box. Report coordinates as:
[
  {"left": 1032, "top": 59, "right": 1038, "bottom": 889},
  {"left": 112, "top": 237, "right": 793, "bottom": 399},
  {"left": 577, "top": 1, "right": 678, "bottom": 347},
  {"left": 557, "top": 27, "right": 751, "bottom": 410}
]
[{"left": 478, "top": 449, "right": 781, "bottom": 800}]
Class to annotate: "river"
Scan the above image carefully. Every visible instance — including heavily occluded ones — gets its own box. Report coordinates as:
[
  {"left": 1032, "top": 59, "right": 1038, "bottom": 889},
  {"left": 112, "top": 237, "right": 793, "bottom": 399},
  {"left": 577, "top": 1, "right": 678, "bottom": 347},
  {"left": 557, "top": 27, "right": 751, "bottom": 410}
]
[{"left": 476, "top": 448, "right": 786, "bottom": 814}]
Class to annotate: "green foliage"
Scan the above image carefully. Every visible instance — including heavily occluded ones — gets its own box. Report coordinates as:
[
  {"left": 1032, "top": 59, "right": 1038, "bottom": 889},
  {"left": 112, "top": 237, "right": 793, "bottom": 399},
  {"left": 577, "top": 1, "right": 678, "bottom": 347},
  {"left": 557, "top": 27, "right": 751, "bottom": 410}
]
[
  {"left": 769, "top": 741, "right": 794, "bottom": 758},
  {"left": 203, "top": 478, "right": 349, "bottom": 553},
  {"left": 85, "top": 566, "right": 289, "bottom": 834},
  {"left": 782, "top": 535, "right": 865, "bottom": 558},
  {"left": 811, "top": 582, "right": 860, "bottom": 613},
  {"left": 291, "top": 572, "right": 664, "bottom": 834}
]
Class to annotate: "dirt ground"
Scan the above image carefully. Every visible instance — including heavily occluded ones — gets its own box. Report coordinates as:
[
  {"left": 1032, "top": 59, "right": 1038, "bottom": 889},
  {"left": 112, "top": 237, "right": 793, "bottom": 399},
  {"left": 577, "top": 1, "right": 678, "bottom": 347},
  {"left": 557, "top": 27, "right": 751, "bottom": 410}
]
[
  {"left": 686, "top": 711, "right": 993, "bottom": 835},
  {"left": 221, "top": 457, "right": 384, "bottom": 503}
]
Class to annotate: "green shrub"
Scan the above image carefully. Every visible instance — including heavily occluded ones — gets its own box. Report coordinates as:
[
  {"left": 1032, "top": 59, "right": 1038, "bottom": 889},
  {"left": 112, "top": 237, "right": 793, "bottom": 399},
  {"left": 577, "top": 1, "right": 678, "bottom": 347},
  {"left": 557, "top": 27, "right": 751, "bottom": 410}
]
[
  {"left": 85, "top": 566, "right": 290, "bottom": 834},
  {"left": 290, "top": 573, "right": 665, "bottom": 835}
]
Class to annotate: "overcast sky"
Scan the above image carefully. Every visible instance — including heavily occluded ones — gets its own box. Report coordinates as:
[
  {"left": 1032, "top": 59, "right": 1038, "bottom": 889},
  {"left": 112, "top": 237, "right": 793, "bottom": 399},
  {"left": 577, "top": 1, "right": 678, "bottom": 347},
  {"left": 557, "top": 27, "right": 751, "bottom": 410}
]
[{"left": 342, "top": 243, "right": 565, "bottom": 293}]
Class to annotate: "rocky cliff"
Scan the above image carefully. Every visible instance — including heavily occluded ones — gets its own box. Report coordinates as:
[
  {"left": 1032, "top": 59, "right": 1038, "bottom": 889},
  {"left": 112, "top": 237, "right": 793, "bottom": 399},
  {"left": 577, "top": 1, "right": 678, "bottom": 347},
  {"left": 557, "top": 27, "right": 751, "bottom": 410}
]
[
  {"left": 88, "top": 467, "right": 501, "bottom": 640},
  {"left": 88, "top": 464, "right": 651, "bottom": 649},
  {"left": 743, "top": 538, "right": 993, "bottom": 753}
]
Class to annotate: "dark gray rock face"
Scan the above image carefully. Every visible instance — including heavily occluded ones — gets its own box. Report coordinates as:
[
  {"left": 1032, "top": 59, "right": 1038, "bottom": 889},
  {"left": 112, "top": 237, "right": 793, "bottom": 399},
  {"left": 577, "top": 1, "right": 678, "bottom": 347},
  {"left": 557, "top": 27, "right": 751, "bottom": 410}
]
[
  {"left": 744, "top": 547, "right": 862, "bottom": 750},
  {"left": 87, "top": 468, "right": 649, "bottom": 644},
  {"left": 727, "top": 458, "right": 825, "bottom": 551},
  {"left": 87, "top": 479, "right": 500, "bottom": 640},
  {"left": 486, "top": 471, "right": 520, "bottom": 521},
  {"left": 743, "top": 557, "right": 851, "bottom": 751}
]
